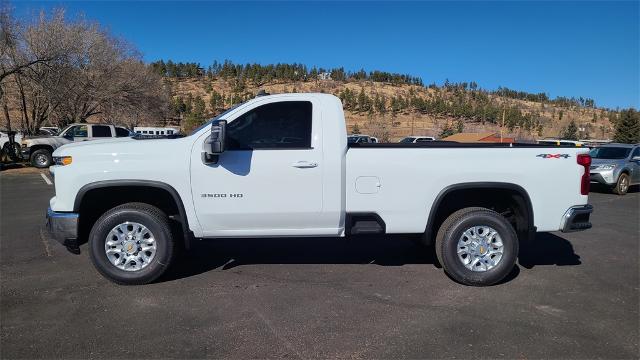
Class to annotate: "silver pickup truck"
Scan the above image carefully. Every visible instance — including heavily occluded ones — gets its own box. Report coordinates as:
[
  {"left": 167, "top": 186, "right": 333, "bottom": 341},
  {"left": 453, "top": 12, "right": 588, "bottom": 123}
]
[{"left": 21, "top": 123, "right": 132, "bottom": 168}]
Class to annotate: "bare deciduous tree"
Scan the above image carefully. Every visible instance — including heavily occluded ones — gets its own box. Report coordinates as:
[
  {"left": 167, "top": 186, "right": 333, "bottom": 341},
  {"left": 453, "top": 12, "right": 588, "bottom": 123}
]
[{"left": 1, "top": 3, "right": 169, "bottom": 133}]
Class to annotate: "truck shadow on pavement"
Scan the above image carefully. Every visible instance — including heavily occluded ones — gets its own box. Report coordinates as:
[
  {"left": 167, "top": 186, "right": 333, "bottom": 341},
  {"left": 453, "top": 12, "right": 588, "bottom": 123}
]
[
  {"left": 518, "top": 232, "right": 581, "bottom": 269},
  {"left": 161, "top": 232, "right": 580, "bottom": 283}
]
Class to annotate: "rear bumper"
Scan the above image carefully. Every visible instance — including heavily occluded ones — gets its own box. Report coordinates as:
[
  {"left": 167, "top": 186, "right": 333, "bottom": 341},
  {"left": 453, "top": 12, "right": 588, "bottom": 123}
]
[
  {"left": 46, "top": 207, "right": 78, "bottom": 246},
  {"left": 560, "top": 204, "right": 593, "bottom": 232}
]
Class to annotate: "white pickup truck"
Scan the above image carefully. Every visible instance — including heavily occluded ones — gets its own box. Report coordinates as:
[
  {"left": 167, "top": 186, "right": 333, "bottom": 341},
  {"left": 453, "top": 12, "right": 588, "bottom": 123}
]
[{"left": 46, "top": 93, "right": 593, "bottom": 286}]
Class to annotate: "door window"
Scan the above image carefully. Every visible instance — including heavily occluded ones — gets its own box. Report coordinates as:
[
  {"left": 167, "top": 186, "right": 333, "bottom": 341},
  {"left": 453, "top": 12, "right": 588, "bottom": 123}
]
[
  {"left": 92, "top": 125, "right": 112, "bottom": 137},
  {"left": 73, "top": 125, "right": 88, "bottom": 138},
  {"left": 631, "top": 147, "right": 640, "bottom": 159},
  {"left": 226, "top": 101, "right": 312, "bottom": 150}
]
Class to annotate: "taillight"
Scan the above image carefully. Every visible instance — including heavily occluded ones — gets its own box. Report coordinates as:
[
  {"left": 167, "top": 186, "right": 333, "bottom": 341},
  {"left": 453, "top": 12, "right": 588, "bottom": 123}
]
[{"left": 577, "top": 154, "right": 591, "bottom": 195}]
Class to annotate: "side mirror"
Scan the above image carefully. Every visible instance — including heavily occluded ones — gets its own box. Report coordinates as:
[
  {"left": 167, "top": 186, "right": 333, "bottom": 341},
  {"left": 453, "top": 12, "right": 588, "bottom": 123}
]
[
  {"left": 202, "top": 120, "right": 227, "bottom": 164},
  {"left": 63, "top": 133, "right": 73, "bottom": 140}
]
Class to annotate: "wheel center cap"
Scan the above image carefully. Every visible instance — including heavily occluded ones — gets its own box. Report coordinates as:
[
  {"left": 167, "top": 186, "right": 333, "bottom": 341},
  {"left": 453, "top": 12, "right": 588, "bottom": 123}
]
[{"left": 123, "top": 241, "right": 136, "bottom": 254}]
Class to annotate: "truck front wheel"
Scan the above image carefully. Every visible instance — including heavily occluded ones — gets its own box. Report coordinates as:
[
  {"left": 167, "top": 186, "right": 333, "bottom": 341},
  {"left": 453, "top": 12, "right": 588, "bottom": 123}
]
[
  {"left": 435, "top": 207, "right": 518, "bottom": 286},
  {"left": 88, "top": 203, "right": 175, "bottom": 285},
  {"left": 30, "top": 149, "right": 52, "bottom": 168},
  {"left": 613, "top": 173, "right": 630, "bottom": 195}
]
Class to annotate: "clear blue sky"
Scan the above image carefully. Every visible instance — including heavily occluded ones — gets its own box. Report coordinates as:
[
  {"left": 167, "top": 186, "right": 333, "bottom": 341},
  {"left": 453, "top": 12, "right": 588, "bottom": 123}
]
[{"left": 13, "top": 1, "right": 640, "bottom": 109}]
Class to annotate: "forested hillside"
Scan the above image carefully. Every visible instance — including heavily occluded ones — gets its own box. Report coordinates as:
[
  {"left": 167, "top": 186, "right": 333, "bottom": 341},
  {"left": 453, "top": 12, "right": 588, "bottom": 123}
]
[
  {"left": 151, "top": 60, "right": 624, "bottom": 142},
  {"left": 2, "top": 6, "right": 637, "bottom": 143}
]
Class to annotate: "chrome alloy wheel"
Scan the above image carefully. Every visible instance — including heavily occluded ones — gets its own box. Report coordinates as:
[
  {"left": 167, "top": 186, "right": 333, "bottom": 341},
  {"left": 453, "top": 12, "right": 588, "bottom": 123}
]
[
  {"left": 457, "top": 226, "right": 504, "bottom": 272},
  {"left": 104, "top": 222, "right": 157, "bottom": 271},
  {"left": 619, "top": 176, "right": 629, "bottom": 193},
  {"left": 34, "top": 153, "right": 48, "bottom": 167}
]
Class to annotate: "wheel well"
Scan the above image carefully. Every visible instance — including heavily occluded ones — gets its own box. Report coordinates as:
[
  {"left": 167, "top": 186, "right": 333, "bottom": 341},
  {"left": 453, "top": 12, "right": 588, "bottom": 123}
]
[
  {"left": 76, "top": 185, "right": 186, "bottom": 245},
  {"left": 29, "top": 144, "right": 54, "bottom": 154},
  {"left": 426, "top": 185, "right": 533, "bottom": 244}
]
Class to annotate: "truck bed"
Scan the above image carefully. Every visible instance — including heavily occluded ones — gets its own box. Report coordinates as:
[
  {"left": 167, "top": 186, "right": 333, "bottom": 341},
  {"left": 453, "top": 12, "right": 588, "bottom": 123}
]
[{"left": 345, "top": 144, "right": 589, "bottom": 234}]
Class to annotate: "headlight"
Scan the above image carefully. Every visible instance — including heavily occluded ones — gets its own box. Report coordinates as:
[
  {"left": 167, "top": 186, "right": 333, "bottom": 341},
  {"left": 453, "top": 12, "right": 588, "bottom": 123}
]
[
  {"left": 53, "top": 156, "right": 72, "bottom": 166},
  {"left": 596, "top": 164, "right": 615, "bottom": 170}
]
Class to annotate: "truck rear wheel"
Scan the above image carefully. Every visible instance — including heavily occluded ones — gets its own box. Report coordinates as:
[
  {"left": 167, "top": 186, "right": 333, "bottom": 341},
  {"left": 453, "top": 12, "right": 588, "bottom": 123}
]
[
  {"left": 88, "top": 203, "right": 175, "bottom": 285},
  {"left": 435, "top": 207, "right": 518, "bottom": 286}
]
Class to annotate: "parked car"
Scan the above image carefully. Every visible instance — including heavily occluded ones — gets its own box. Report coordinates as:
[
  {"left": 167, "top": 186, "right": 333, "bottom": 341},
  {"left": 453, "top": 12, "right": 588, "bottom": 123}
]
[
  {"left": 39, "top": 126, "right": 60, "bottom": 136},
  {"left": 347, "top": 134, "right": 376, "bottom": 143},
  {"left": 589, "top": 143, "right": 640, "bottom": 195},
  {"left": 400, "top": 136, "right": 436, "bottom": 143},
  {"left": 21, "top": 123, "right": 132, "bottom": 168},
  {"left": 47, "top": 93, "right": 592, "bottom": 286},
  {"left": 1, "top": 130, "right": 22, "bottom": 150},
  {"left": 1, "top": 130, "right": 23, "bottom": 164}
]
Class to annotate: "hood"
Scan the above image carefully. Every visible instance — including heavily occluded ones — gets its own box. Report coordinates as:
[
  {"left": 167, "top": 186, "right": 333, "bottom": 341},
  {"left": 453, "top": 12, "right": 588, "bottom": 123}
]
[
  {"left": 23, "top": 135, "right": 55, "bottom": 140},
  {"left": 591, "top": 158, "right": 625, "bottom": 166},
  {"left": 53, "top": 135, "right": 192, "bottom": 159},
  {"left": 56, "top": 136, "right": 135, "bottom": 150}
]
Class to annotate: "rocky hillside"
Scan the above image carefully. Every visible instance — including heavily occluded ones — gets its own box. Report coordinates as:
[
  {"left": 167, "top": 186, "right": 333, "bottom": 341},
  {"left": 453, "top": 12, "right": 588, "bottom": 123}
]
[{"left": 166, "top": 76, "right": 615, "bottom": 142}]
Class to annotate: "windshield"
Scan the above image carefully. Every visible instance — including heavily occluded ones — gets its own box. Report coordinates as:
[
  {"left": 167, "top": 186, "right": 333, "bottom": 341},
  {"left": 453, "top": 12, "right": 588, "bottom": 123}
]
[
  {"left": 189, "top": 104, "right": 243, "bottom": 136},
  {"left": 400, "top": 137, "right": 415, "bottom": 143},
  {"left": 589, "top": 147, "right": 631, "bottom": 159},
  {"left": 58, "top": 125, "right": 73, "bottom": 137}
]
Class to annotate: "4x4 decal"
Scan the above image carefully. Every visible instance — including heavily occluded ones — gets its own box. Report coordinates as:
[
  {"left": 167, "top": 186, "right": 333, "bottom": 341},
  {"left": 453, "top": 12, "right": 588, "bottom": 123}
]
[{"left": 537, "top": 154, "right": 570, "bottom": 159}]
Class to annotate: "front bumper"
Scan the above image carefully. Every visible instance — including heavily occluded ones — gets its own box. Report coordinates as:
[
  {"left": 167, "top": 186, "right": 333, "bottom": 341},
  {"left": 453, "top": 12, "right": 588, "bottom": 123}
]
[
  {"left": 20, "top": 147, "right": 30, "bottom": 160},
  {"left": 46, "top": 207, "right": 78, "bottom": 246},
  {"left": 560, "top": 204, "right": 593, "bottom": 232},
  {"left": 590, "top": 170, "right": 615, "bottom": 185}
]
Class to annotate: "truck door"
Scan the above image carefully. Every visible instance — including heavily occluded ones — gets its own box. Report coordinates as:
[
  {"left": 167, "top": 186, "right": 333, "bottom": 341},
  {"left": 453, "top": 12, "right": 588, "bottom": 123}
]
[{"left": 190, "top": 99, "right": 329, "bottom": 237}]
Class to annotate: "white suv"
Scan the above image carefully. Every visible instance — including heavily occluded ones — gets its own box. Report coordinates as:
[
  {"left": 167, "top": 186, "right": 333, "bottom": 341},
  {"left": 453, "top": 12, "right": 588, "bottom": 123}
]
[{"left": 400, "top": 136, "right": 436, "bottom": 143}]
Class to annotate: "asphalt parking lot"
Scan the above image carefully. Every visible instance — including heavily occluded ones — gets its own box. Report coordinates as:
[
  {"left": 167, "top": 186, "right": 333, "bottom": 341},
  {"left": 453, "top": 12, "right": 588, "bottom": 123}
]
[{"left": 1, "top": 169, "right": 638, "bottom": 359}]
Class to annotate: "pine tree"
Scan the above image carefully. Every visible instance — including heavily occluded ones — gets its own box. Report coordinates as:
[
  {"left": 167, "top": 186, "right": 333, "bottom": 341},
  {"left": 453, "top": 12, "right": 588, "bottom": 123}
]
[
  {"left": 439, "top": 124, "right": 456, "bottom": 138},
  {"left": 456, "top": 119, "right": 464, "bottom": 133},
  {"left": 209, "top": 91, "right": 222, "bottom": 112},
  {"left": 562, "top": 120, "right": 578, "bottom": 140},
  {"left": 613, "top": 109, "right": 640, "bottom": 143},
  {"left": 192, "top": 96, "right": 206, "bottom": 118}
]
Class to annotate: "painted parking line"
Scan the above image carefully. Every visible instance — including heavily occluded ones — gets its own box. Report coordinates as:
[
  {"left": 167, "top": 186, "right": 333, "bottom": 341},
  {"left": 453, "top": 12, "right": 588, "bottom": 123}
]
[{"left": 40, "top": 173, "right": 53, "bottom": 185}]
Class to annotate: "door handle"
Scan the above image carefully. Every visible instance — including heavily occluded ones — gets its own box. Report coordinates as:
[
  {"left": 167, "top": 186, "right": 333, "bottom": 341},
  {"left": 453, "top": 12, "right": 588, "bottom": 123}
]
[{"left": 292, "top": 161, "right": 318, "bottom": 168}]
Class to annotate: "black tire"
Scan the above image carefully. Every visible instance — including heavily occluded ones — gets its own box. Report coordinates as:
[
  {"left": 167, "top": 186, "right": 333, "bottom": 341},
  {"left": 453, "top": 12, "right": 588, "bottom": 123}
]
[
  {"left": 435, "top": 207, "right": 518, "bottom": 286},
  {"left": 30, "top": 149, "right": 52, "bottom": 168},
  {"left": 3, "top": 142, "right": 22, "bottom": 162},
  {"left": 88, "top": 202, "right": 175, "bottom": 285},
  {"left": 613, "top": 173, "right": 630, "bottom": 195}
]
